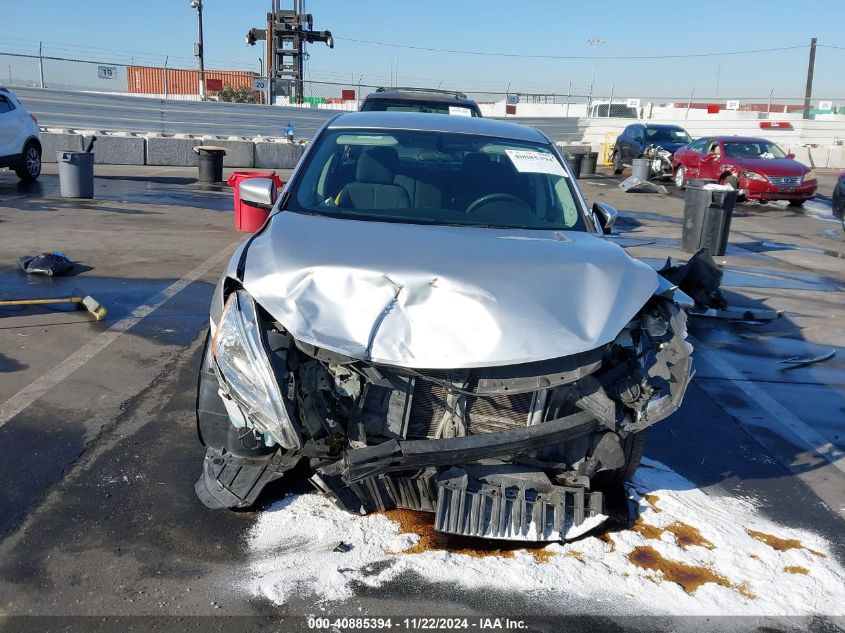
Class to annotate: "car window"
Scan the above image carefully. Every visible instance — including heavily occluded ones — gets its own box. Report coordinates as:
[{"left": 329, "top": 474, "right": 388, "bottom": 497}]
[
  {"left": 687, "top": 139, "right": 708, "bottom": 153},
  {"left": 290, "top": 129, "right": 586, "bottom": 231},
  {"left": 645, "top": 127, "right": 691, "bottom": 143},
  {"left": 723, "top": 141, "right": 786, "bottom": 159},
  {"left": 707, "top": 141, "right": 722, "bottom": 157},
  {"left": 363, "top": 99, "right": 480, "bottom": 117},
  {"left": 0, "top": 96, "right": 12, "bottom": 114}
]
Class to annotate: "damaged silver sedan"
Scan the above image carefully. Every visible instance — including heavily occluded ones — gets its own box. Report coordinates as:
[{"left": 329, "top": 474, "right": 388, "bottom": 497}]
[{"left": 195, "top": 112, "right": 693, "bottom": 542}]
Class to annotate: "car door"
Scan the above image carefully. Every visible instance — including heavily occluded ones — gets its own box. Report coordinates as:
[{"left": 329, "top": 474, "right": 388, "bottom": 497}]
[
  {"left": 615, "top": 125, "right": 632, "bottom": 158},
  {"left": 624, "top": 125, "right": 644, "bottom": 161},
  {"left": 0, "top": 94, "right": 22, "bottom": 157},
  {"left": 699, "top": 139, "right": 723, "bottom": 180}
]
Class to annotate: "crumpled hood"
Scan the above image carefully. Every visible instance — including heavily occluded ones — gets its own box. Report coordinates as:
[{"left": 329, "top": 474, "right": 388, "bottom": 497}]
[
  {"left": 238, "top": 212, "right": 658, "bottom": 368},
  {"left": 732, "top": 157, "right": 808, "bottom": 176}
]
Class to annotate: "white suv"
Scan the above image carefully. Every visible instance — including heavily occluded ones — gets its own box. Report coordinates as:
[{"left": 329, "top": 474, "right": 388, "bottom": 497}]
[{"left": 0, "top": 87, "right": 42, "bottom": 182}]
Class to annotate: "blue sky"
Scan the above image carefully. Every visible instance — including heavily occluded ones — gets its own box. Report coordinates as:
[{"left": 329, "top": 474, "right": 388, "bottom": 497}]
[{"left": 1, "top": 1, "right": 843, "bottom": 100}]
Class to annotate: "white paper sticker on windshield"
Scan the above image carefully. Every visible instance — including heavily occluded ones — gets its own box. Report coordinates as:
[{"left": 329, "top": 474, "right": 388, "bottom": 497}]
[
  {"left": 448, "top": 106, "right": 472, "bottom": 117},
  {"left": 505, "top": 149, "right": 567, "bottom": 177}
]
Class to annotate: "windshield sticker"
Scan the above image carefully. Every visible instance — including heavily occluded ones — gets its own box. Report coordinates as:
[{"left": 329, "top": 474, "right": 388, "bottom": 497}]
[
  {"left": 505, "top": 149, "right": 567, "bottom": 177},
  {"left": 335, "top": 134, "right": 398, "bottom": 146},
  {"left": 448, "top": 106, "right": 472, "bottom": 117}
]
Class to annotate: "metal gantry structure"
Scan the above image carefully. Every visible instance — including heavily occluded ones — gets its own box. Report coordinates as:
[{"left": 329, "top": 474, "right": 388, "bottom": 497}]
[{"left": 247, "top": 0, "right": 333, "bottom": 104}]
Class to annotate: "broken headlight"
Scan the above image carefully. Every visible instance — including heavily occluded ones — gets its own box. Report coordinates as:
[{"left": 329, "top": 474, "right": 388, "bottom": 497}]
[{"left": 211, "top": 290, "right": 300, "bottom": 449}]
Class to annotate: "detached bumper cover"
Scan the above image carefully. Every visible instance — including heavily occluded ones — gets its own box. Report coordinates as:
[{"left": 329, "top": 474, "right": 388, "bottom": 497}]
[
  {"left": 435, "top": 466, "right": 605, "bottom": 541},
  {"left": 312, "top": 463, "right": 606, "bottom": 542}
]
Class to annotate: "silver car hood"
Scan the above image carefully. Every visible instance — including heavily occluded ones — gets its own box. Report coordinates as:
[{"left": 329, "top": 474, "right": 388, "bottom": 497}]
[{"left": 236, "top": 211, "right": 658, "bottom": 369}]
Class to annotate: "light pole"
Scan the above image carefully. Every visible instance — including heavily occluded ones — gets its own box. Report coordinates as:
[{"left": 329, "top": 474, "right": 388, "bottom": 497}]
[
  {"left": 190, "top": 0, "right": 206, "bottom": 100},
  {"left": 586, "top": 37, "right": 605, "bottom": 110}
]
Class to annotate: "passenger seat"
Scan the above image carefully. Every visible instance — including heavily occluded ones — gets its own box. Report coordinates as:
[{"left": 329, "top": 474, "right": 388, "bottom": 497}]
[{"left": 337, "top": 147, "right": 411, "bottom": 209}]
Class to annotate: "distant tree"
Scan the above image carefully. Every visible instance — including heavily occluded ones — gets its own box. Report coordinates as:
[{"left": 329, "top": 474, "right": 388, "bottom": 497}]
[{"left": 218, "top": 84, "right": 257, "bottom": 104}]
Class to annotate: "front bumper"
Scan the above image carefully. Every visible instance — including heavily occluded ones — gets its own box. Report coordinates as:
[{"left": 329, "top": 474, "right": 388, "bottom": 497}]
[{"left": 740, "top": 178, "right": 817, "bottom": 201}]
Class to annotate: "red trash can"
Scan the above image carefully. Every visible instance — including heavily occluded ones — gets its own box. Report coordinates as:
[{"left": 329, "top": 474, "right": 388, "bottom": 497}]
[{"left": 226, "top": 171, "right": 284, "bottom": 232}]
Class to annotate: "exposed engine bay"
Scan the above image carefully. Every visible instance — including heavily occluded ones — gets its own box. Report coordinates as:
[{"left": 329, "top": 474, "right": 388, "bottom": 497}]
[{"left": 196, "top": 288, "right": 692, "bottom": 542}]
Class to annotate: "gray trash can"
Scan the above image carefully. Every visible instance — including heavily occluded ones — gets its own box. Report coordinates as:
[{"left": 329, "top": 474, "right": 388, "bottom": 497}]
[
  {"left": 632, "top": 158, "right": 651, "bottom": 181},
  {"left": 564, "top": 153, "right": 584, "bottom": 179},
  {"left": 56, "top": 151, "right": 95, "bottom": 198},
  {"left": 194, "top": 145, "right": 227, "bottom": 183},
  {"left": 581, "top": 151, "right": 598, "bottom": 175},
  {"left": 682, "top": 181, "right": 738, "bottom": 256}
]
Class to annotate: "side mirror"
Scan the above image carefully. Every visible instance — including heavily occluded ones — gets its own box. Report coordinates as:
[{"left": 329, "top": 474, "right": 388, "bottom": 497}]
[
  {"left": 592, "top": 202, "right": 618, "bottom": 235},
  {"left": 703, "top": 153, "right": 717, "bottom": 161},
  {"left": 239, "top": 178, "right": 276, "bottom": 209},
  {"left": 786, "top": 152, "right": 795, "bottom": 159}
]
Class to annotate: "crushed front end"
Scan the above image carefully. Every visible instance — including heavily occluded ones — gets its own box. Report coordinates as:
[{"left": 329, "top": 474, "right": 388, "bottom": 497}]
[{"left": 196, "top": 288, "right": 692, "bottom": 542}]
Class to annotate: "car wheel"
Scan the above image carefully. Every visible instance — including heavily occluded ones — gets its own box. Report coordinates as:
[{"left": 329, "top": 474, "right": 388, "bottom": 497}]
[
  {"left": 788, "top": 200, "right": 805, "bottom": 208},
  {"left": 15, "top": 142, "right": 42, "bottom": 182},
  {"left": 612, "top": 151, "right": 623, "bottom": 175},
  {"left": 593, "top": 432, "right": 647, "bottom": 485},
  {"left": 674, "top": 165, "right": 686, "bottom": 189}
]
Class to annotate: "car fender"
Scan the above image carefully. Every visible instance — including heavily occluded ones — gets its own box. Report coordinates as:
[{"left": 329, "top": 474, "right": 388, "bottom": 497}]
[{"left": 20, "top": 134, "right": 41, "bottom": 153}]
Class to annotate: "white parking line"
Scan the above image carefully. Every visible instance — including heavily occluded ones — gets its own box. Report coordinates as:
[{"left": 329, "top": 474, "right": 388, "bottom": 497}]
[
  {"left": 690, "top": 335, "right": 845, "bottom": 477},
  {"left": 0, "top": 243, "right": 238, "bottom": 428}
]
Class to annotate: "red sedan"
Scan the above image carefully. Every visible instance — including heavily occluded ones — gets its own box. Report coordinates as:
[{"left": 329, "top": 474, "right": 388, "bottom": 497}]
[{"left": 673, "top": 136, "right": 817, "bottom": 206}]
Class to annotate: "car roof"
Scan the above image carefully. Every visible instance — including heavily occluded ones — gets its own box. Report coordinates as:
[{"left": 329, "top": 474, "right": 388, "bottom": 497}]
[
  {"left": 364, "top": 89, "right": 476, "bottom": 106},
  {"left": 708, "top": 136, "right": 774, "bottom": 143},
  {"left": 327, "top": 111, "right": 549, "bottom": 143},
  {"left": 644, "top": 123, "right": 686, "bottom": 130}
]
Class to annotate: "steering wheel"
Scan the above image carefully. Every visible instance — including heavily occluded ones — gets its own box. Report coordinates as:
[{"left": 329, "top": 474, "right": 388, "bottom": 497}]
[{"left": 465, "top": 193, "right": 530, "bottom": 214}]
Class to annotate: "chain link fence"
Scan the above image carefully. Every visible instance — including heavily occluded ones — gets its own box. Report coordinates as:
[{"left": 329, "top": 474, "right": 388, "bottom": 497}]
[
  {"left": 0, "top": 52, "right": 265, "bottom": 103},
  {"left": 2, "top": 51, "right": 843, "bottom": 119}
]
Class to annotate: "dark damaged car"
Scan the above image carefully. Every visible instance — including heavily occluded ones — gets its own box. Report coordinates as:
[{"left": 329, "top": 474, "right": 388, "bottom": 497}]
[{"left": 195, "top": 112, "right": 694, "bottom": 542}]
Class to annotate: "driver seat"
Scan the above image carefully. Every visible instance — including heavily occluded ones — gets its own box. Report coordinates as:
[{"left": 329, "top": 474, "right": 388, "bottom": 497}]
[{"left": 337, "top": 147, "right": 410, "bottom": 210}]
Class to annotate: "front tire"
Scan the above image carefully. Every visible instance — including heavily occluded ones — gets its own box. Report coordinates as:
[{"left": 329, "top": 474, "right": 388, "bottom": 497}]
[
  {"left": 593, "top": 432, "right": 647, "bottom": 485},
  {"left": 14, "top": 142, "right": 41, "bottom": 182},
  {"left": 674, "top": 165, "right": 686, "bottom": 189},
  {"left": 612, "top": 151, "right": 623, "bottom": 175}
]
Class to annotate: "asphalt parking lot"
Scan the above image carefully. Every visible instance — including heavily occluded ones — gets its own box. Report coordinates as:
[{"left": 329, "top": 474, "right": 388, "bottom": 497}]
[{"left": 0, "top": 164, "right": 843, "bottom": 631}]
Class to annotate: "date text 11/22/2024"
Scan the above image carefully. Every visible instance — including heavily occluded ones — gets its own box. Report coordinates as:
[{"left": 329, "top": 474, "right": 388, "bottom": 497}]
[{"left": 307, "top": 617, "right": 529, "bottom": 630}]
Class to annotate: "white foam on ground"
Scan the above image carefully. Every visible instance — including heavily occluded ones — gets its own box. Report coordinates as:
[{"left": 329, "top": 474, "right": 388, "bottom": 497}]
[{"left": 244, "top": 458, "right": 845, "bottom": 615}]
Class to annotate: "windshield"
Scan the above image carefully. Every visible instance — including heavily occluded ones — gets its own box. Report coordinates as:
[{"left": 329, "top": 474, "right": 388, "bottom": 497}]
[
  {"left": 290, "top": 129, "right": 586, "bottom": 231},
  {"left": 646, "top": 127, "right": 691, "bottom": 144},
  {"left": 362, "top": 99, "right": 480, "bottom": 117},
  {"left": 723, "top": 141, "right": 787, "bottom": 159}
]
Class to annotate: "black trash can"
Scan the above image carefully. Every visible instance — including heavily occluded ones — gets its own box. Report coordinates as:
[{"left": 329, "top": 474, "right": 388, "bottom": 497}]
[
  {"left": 682, "top": 181, "right": 738, "bottom": 256},
  {"left": 194, "top": 145, "right": 227, "bottom": 183},
  {"left": 564, "top": 153, "right": 583, "bottom": 179},
  {"left": 581, "top": 151, "right": 598, "bottom": 175}
]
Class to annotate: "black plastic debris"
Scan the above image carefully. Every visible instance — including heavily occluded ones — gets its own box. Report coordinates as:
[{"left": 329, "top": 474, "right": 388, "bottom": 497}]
[
  {"left": 332, "top": 542, "right": 353, "bottom": 553},
  {"left": 658, "top": 248, "right": 727, "bottom": 310},
  {"left": 17, "top": 252, "right": 75, "bottom": 277}
]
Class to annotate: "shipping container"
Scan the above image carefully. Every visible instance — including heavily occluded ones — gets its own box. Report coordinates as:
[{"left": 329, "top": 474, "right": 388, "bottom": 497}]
[{"left": 127, "top": 66, "right": 257, "bottom": 96}]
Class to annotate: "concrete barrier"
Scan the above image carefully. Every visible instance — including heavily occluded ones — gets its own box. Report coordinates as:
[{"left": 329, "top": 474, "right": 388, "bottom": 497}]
[
  {"left": 199, "top": 136, "right": 254, "bottom": 168},
  {"left": 40, "top": 131, "right": 83, "bottom": 162},
  {"left": 145, "top": 135, "right": 201, "bottom": 166},
  {"left": 88, "top": 133, "right": 146, "bottom": 165},
  {"left": 254, "top": 141, "right": 305, "bottom": 169}
]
